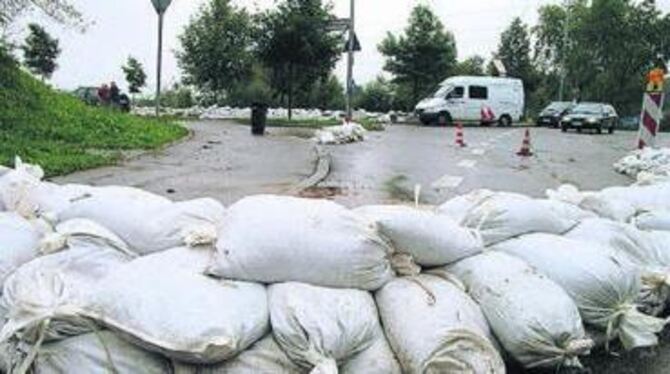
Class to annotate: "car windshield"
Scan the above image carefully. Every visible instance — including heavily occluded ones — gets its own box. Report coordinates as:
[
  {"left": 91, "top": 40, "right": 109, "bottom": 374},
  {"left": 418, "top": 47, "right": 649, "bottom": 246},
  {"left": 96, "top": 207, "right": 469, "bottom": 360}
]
[
  {"left": 433, "top": 85, "right": 452, "bottom": 98},
  {"left": 543, "top": 102, "right": 571, "bottom": 113},
  {"left": 571, "top": 104, "right": 602, "bottom": 115}
]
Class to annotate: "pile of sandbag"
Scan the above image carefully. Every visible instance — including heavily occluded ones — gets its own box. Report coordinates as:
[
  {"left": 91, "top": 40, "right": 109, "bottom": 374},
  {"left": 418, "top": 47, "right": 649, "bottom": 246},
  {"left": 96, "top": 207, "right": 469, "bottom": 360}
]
[
  {"left": 4, "top": 158, "right": 670, "bottom": 373},
  {"left": 314, "top": 122, "right": 368, "bottom": 145},
  {"left": 614, "top": 147, "right": 670, "bottom": 180}
]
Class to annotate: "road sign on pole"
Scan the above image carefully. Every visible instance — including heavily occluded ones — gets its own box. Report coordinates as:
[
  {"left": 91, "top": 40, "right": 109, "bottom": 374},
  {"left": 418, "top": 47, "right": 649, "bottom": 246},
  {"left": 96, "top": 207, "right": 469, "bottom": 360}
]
[
  {"left": 637, "top": 67, "right": 665, "bottom": 149},
  {"left": 151, "top": 0, "right": 173, "bottom": 117},
  {"left": 326, "top": 18, "right": 351, "bottom": 32}
]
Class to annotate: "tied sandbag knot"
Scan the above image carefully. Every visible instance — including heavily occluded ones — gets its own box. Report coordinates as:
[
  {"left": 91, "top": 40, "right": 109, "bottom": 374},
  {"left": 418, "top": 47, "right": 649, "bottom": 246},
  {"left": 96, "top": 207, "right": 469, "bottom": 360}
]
[{"left": 564, "top": 338, "right": 595, "bottom": 357}]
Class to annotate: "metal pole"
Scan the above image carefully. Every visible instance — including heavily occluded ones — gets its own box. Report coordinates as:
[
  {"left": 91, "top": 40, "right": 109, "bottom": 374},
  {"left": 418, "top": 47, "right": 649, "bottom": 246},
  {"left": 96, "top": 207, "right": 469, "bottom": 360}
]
[
  {"left": 155, "top": 12, "right": 164, "bottom": 117},
  {"left": 559, "top": 0, "right": 570, "bottom": 102},
  {"left": 346, "top": 0, "right": 355, "bottom": 120}
]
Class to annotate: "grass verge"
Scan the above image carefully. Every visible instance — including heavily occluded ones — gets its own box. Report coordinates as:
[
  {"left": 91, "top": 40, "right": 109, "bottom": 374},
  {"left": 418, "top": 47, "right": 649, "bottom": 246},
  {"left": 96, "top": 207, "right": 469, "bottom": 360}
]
[{"left": 0, "top": 62, "right": 187, "bottom": 177}]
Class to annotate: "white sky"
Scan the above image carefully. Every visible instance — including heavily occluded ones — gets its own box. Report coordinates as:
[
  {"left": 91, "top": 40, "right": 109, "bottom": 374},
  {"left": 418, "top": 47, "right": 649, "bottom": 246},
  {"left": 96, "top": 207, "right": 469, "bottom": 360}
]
[{"left": 10, "top": 0, "right": 670, "bottom": 93}]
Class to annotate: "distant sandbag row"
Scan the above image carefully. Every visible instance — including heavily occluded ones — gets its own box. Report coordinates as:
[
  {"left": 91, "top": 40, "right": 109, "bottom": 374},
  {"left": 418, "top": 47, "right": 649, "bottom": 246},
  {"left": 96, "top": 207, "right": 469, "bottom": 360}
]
[{"left": 1, "top": 158, "right": 670, "bottom": 373}]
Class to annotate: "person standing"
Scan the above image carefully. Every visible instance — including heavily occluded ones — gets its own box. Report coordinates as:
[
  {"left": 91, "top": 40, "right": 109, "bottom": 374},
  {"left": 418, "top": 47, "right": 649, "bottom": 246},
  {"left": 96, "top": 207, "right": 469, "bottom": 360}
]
[
  {"left": 109, "top": 81, "right": 120, "bottom": 105},
  {"left": 97, "top": 84, "right": 110, "bottom": 106}
]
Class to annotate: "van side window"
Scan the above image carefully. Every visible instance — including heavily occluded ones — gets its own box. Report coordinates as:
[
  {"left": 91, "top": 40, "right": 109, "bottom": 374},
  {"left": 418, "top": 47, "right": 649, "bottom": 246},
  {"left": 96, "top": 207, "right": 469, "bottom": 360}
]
[
  {"left": 469, "top": 86, "right": 488, "bottom": 99},
  {"left": 448, "top": 86, "right": 464, "bottom": 99}
]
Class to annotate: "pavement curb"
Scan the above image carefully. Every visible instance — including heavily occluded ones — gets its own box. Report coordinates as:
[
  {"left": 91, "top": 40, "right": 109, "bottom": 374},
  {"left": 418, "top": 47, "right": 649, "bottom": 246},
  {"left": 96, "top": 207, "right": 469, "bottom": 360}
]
[{"left": 286, "top": 146, "right": 332, "bottom": 195}]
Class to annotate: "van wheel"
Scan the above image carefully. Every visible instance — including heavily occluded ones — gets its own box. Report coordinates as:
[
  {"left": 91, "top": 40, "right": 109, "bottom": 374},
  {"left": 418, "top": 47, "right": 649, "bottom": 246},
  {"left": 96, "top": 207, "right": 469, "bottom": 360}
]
[
  {"left": 437, "top": 112, "right": 452, "bottom": 126},
  {"left": 608, "top": 126, "right": 614, "bottom": 134},
  {"left": 499, "top": 115, "right": 512, "bottom": 127}
]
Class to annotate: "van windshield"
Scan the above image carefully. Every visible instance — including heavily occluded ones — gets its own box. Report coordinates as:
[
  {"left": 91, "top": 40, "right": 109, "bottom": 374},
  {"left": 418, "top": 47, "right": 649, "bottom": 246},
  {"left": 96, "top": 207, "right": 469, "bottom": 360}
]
[{"left": 433, "top": 85, "right": 452, "bottom": 98}]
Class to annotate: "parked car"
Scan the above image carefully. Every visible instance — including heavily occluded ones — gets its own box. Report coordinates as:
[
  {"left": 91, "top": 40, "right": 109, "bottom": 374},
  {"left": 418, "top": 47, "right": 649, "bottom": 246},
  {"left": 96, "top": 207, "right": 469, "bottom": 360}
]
[
  {"left": 560, "top": 102, "right": 618, "bottom": 134},
  {"left": 72, "top": 86, "right": 131, "bottom": 112},
  {"left": 415, "top": 76, "right": 524, "bottom": 126},
  {"left": 536, "top": 101, "right": 574, "bottom": 127}
]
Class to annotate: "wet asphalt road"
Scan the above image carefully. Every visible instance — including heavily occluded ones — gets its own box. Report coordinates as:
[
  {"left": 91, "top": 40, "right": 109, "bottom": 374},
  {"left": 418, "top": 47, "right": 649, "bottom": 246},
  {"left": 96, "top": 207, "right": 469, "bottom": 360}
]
[{"left": 321, "top": 124, "right": 670, "bottom": 207}]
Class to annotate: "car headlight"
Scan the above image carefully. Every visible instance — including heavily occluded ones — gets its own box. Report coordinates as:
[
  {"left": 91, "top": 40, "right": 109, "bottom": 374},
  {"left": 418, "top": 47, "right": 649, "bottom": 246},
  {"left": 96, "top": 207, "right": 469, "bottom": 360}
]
[{"left": 587, "top": 117, "right": 599, "bottom": 123}]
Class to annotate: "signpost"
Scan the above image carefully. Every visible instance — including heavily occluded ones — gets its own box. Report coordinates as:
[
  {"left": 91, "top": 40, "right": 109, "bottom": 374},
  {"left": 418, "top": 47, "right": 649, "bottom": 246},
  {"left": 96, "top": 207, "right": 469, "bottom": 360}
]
[
  {"left": 345, "top": 0, "right": 356, "bottom": 120},
  {"left": 151, "top": 0, "right": 173, "bottom": 117},
  {"left": 637, "top": 67, "right": 665, "bottom": 149}
]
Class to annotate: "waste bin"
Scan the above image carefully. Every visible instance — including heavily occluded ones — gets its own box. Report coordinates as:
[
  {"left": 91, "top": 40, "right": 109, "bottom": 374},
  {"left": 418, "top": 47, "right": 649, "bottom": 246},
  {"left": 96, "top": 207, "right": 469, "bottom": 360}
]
[{"left": 251, "top": 102, "right": 268, "bottom": 135}]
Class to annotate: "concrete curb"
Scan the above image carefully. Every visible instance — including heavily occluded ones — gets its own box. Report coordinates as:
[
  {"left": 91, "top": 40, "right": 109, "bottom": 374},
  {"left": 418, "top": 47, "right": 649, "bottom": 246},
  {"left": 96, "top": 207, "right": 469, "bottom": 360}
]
[{"left": 286, "top": 146, "right": 332, "bottom": 195}]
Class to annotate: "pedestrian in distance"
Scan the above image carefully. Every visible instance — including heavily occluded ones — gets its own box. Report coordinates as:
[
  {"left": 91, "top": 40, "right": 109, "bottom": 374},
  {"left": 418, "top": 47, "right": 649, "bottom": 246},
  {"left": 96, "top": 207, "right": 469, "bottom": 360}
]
[
  {"left": 97, "top": 83, "right": 110, "bottom": 106},
  {"left": 110, "top": 81, "right": 120, "bottom": 106}
]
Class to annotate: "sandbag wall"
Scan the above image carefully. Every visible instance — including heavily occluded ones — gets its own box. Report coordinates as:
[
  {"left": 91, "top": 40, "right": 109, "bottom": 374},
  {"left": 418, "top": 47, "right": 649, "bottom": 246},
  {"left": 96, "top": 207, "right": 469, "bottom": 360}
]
[{"left": 1, "top": 158, "right": 670, "bottom": 373}]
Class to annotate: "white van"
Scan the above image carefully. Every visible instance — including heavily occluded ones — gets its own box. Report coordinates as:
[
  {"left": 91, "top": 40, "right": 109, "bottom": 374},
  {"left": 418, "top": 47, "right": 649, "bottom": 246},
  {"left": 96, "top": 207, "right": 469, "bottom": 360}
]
[{"left": 415, "top": 76, "right": 524, "bottom": 126}]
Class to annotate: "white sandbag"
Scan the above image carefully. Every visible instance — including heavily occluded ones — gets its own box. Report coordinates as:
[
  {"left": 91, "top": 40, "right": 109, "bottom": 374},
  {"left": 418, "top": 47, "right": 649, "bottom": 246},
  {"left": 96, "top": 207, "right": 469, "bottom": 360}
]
[
  {"left": 181, "top": 335, "right": 305, "bottom": 374},
  {"left": 493, "top": 233, "right": 666, "bottom": 350},
  {"left": 436, "top": 189, "right": 527, "bottom": 223},
  {"left": 0, "top": 212, "right": 44, "bottom": 287},
  {"left": 566, "top": 218, "right": 670, "bottom": 315},
  {"left": 546, "top": 184, "right": 592, "bottom": 206},
  {"left": 339, "top": 336, "right": 400, "bottom": 374},
  {"left": 633, "top": 210, "right": 670, "bottom": 231},
  {"left": 59, "top": 190, "right": 224, "bottom": 254},
  {"left": 209, "top": 195, "right": 407, "bottom": 290},
  {"left": 580, "top": 183, "right": 670, "bottom": 222},
  {"left": 134, "top": 246, "right": 215, "bottom": 275},
  {"left": 269, "top": 282, "right": 400, "bottom": 374},
  {"left": 9, "top": 331, "right": 171, "bottom": 374},
  {"left": 355, "top": 205, "right": 482, "bottom": 266},
  {"left": 80, "top": 255, "right": 269, "bottom": 364},
  {"left": 462, "top": 194, "right": 578, "bottom": 246},
  {"left": 0, "top": 225, "right": 135, "bottom": 343},
  {"left": 579, "top": 194, "right": 638, "bottom": 222},
  {"left": 314, "top": 122, "right": 367, "bottom": 145},
  {"left": 446, "top": 252, "right": 592, "bottom": 368},
  {"left": 375, "top": 274, "right": 505, "bottom": 374}
]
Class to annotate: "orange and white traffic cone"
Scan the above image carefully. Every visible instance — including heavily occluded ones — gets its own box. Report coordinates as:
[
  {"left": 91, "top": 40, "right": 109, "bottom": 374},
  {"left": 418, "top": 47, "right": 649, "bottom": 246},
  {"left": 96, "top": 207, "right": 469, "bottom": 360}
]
[
  {"left": 455, "top": 123, "right": 467, "bottom": 147},
  {"left": 517, "top": 129, "right": 534, "bottom": 156}
]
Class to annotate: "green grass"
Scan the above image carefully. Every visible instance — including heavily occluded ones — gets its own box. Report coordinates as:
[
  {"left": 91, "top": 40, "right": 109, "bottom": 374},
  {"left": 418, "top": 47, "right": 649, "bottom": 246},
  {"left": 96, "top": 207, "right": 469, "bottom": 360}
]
[
  {"left": 0, "top": 63, "right": 187, "bottom": 176},
  {"left": 232, "top": 116, "right": 385, "bottom": 131}
]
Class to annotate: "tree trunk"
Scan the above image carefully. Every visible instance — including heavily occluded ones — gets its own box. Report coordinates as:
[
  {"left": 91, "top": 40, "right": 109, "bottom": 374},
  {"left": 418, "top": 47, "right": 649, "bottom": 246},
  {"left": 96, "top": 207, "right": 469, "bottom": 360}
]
[{"left": 287, "top": 64, "right": 293, "bottom": 121}]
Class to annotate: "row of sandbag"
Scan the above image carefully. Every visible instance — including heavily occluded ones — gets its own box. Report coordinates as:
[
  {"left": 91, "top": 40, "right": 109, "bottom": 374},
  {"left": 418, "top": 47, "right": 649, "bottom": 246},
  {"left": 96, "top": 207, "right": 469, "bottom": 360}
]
[
  {"left": 0, "top": 215, "right": 500, "bottom": 373},
  {"left": 2, "top": 159, "right": 669, "bottom": 371}
]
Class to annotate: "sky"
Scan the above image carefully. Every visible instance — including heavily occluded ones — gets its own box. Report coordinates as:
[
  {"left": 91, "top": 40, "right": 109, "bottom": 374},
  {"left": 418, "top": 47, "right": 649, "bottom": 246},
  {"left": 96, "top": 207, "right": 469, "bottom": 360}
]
[{"left": 9, "top": 0, "right": 670, "bottom": 93}]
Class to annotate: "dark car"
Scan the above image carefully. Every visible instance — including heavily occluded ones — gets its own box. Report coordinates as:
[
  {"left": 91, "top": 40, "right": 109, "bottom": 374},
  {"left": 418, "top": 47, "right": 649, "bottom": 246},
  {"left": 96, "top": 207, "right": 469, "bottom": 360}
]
[
  {"left": 73, "top": 86, "right": 131, "bottom": 112},
  {"left": 560, "top": 102, "right": 618, "bottom": 134},
  {"left": 536, "top": 101, "right": 574, "bottom": 127}
]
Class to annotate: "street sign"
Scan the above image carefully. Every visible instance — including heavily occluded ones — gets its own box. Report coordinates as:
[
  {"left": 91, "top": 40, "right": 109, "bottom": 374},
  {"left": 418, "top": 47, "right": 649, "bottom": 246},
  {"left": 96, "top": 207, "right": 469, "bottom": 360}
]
[
  {"left": 151, "top": 0, "right": 173, "bottom": 14},
  {"left": 493, "top": 59, "right": 507, "bottom": 77},
  {"left": 327, "top": 18, "right": 351, "bottom": 32},
  {"left": 344, "top": 33, "right": 361, "bottom": 52}
]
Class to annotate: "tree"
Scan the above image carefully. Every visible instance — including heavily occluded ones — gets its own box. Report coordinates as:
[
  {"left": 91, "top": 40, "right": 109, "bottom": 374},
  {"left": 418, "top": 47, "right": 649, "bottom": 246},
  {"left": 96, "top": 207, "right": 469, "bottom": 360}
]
[
  {"left": 1, "top": 0, "right": 83, "bottom": 28},
  {"left": 497, "top": 18, "right": 534, "bottom": 83},
  {"left": 177, "top": 0, "right": 254, "bottom": 96},
  {"left": 379, "top": 5, "right": 457, "bottom": 108},
  {"left": 122, "top": 56, "right": 147, "bottom": 96},
  {"left": 256, "top": 0, "right": 342, "bottom": 120},
  {"left": 456, "top": 55, "right": 486, "bottom": 76},
  {"left": 355, "top": 77, "right": 395, "bottom": 113},
  {"left": 21, "top": 23, "right": 60, "bottom": 80}
]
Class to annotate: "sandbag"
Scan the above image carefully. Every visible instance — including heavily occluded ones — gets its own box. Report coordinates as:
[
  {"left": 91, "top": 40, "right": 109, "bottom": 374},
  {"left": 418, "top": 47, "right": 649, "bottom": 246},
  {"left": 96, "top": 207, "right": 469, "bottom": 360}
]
[
  {"left": 493, "top": 233, "right": 666, "bottom": 350},
  {"left": 355, "top": 205, "right": 482, "bottom": 266},
  {"left": 0, "top": 213, "right": 44, "bottom": 287},
  {"left": 269, "top": 282, "right": 400, "bottom": 374},
  {"left": 180, "top": 335, "right": 305, "bottom": 374},
  {"left": 59, "top": 190, "right": 224, "bottom": 254},
  {"left": 209, "top": 195, "right": 406, "bottom": 290},
  {"left": 437, "top": 189, "right": 526, "bottom": 223},
  {"left": 8, "top": 331, "right": 171, "bottom": 374},
  {"left": 375, "top": 274, "right": 505, "bottom": 374},
  {"left": 633, "top": 210, "right": 670, "bottom": 231},
  {"left": 462, "top": 193, "right": 578, "bottom": 246},
  {"left": 0, "top": 222, "right": 135, "bottom": 344},
  {"left": 446, "top": 252, "right": 592, "bottom": 368},
  {"left": 579, "top": 183, "right": 670, "bottom": 222},
  {"left": 80, "top": 255, "right": 269, "bottom": 364},
  {"left": 566, "top": 218, "right": 670, "bottom": 315}
]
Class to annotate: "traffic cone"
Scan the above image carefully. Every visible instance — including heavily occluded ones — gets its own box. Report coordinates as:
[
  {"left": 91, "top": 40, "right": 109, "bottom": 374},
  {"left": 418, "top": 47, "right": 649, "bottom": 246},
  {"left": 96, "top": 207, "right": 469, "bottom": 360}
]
[
  {"left": 517, "top": 129, "right": 534, "bottom": 157},
  {"left": 455, "top": 123, "right": 467, "bottom": 147}
]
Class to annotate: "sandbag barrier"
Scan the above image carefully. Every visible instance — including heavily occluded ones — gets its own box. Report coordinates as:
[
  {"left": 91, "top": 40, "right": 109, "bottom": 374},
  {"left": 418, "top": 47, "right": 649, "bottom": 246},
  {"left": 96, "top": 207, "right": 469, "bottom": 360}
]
[{"left": 1, "top": 157, "right": 670, "bottom": 373}]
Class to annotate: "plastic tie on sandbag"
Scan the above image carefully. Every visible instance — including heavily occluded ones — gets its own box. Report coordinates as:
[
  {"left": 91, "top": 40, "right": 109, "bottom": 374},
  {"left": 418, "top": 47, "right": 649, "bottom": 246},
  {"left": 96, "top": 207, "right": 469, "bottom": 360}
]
[
  {"left": 390, "top": 252, "right": 421, "bottom": 277},
  {"left": 564, "top": 338, "right": 594, "bottom": 360},
  {"left": 182, "top": 225, "right": 217, "bottom": 247},
  {"left": 38, "top": 233, "right": 68, "bottom": 255}
]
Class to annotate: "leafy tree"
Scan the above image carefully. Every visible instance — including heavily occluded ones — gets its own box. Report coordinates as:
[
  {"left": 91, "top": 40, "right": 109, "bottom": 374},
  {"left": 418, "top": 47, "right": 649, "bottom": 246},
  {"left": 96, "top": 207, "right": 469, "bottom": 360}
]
[
  {"left": 21, "top": 23, "right": 60, "bottom": 80},
  {"left": 355, "top": 77, "right": 395, "bottom": 113},
  {"left": 497, "top": 18, "right": 534, "bottom": 83},
  {"left": 177, "top": 0, "right": 254, "bottom": 96},
  {"left": 122, "top": 56, "right": 147, "bottom": 96},
  {"left": 456, "top": 55, "right": 486, "bottom": 76},
  {"left": 256, "top": 0, "right": 342, "bottom": 119},
  {"left": 379, "top": 5, "right": 457, "bottom": 108},
  {"left": 1, "top": 0, "right": 83, "bottom": 28}
]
